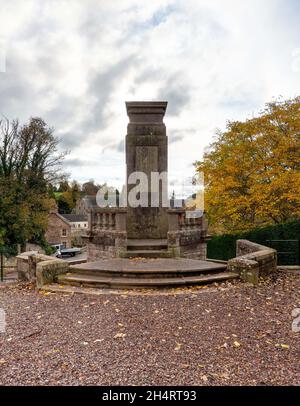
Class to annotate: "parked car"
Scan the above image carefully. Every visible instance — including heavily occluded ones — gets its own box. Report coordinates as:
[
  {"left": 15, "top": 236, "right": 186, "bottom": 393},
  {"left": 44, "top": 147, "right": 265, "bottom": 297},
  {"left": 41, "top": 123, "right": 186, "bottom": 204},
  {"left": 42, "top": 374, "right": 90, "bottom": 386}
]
[{"left": 52, "top": 244, "right": 81, "bottom": 258}]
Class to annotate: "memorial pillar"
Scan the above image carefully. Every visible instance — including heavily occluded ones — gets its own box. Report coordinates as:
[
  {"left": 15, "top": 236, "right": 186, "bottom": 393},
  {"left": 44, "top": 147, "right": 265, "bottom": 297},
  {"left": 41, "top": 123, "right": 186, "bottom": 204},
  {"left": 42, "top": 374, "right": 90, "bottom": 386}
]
[{"left": 125, "top": 101, "right": 168, "bottom": 239}]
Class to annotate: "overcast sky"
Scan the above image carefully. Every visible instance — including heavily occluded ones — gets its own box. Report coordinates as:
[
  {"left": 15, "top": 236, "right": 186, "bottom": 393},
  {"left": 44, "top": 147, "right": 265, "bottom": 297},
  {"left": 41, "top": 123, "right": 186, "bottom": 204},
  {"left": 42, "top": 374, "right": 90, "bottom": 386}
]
[{"left": 0, "top": 0, "right": 299, "bottom": 188}]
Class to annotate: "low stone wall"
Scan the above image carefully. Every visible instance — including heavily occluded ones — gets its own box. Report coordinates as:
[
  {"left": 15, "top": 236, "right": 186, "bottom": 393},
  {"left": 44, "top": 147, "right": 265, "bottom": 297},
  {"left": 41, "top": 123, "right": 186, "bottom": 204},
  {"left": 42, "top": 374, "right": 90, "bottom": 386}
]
[
  {"left": 17, "top": 252, "right": 39, "bottom": 282},
  {"left": 168, "top": 230, "right": 207, "bottom": 260},
  {"left": 25, "top": 243, "right": 45, "bottom": 254},
  {"left": 86, "top": 231, "right": 127, "bottom": 261},
  {"left": 227, "top": 240, "right": 277, "bottom": 285},
  {"left": 167, "top": 210, "right": 209, "bottom": 260},
  {"left": 36, "top": 259, "right": 69, "bottom": 289},
  {"left": 87, "top": 243, "right": 121, "bottom": 261},
  {"left": 16, "top": 252, "right": 68, "bottom": 288}
]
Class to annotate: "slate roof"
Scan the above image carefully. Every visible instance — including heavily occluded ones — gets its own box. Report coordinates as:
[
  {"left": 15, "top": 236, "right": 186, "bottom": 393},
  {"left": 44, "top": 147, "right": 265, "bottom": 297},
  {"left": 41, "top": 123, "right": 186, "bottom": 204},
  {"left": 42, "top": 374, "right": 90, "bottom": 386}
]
[
  {"left": 61, "top": 214, "right": 88, "bottom": 223},
  {"left": 49, "top": 211, "right": 71, "bottom": 226}
]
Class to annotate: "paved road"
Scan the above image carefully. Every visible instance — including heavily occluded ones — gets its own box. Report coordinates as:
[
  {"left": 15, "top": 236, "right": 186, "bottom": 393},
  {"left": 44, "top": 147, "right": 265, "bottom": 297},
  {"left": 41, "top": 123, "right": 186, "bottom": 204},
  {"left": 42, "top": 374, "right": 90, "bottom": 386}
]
[
  {"left": 63, "top": 252, "right": 87, "bottom": 262},
  {"left": 51, "top": 252, "right": 87, "bottom": 262}
]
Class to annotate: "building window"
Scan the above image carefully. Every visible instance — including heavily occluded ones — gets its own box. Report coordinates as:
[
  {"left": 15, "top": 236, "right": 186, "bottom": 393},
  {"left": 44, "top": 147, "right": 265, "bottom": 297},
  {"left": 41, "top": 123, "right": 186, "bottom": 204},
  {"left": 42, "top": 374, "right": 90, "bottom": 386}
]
[
  {"left": 62, "top": 229, "right": 67, "bottom": 237},
  {"left": 78, "top": 224, "right": 81, "bottom": 228}
]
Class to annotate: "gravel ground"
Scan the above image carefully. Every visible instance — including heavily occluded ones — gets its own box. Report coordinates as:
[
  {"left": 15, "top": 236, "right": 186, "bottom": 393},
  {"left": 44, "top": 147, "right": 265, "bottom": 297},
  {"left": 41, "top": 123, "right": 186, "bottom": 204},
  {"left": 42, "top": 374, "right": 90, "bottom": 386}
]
[{"left": 0, "top": 271, "right": 299, "bottom": 386}]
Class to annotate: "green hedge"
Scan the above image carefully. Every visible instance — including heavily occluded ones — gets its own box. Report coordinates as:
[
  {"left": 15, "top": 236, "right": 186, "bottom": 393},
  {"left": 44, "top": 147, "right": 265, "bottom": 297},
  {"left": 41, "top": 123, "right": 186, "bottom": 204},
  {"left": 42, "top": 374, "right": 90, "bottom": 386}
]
[{"left": 207, "top": 219, "right": 300, "bottom": 262}]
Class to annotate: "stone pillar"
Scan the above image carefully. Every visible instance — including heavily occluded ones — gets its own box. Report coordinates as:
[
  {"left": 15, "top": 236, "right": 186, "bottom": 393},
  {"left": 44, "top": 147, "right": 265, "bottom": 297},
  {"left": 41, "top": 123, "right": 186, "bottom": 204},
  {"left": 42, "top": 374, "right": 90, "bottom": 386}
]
[{"left": 125, "top": 101, "right": 168, "bottom": 239}]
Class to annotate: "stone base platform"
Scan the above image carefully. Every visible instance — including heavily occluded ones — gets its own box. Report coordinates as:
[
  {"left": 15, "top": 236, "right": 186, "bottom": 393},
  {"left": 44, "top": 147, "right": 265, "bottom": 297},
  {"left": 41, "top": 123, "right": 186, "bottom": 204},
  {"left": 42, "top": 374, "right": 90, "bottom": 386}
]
[{"left": 57, "top": 258, "right": 238, "bottom": 289}]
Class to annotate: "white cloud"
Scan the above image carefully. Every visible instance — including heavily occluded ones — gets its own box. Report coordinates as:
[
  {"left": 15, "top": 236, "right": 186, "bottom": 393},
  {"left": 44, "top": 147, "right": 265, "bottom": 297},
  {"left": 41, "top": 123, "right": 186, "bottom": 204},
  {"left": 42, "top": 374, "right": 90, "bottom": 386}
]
[{"left": 0, "top": 0, "right": 299, "bottom": 187}]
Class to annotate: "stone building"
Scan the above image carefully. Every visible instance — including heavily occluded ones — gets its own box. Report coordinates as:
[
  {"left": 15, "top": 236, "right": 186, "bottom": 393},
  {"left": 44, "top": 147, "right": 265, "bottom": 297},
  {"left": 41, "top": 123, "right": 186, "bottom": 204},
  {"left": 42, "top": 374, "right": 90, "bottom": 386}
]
[
  {"left": 62, "top": 214, "right": 88, "bottom": 234},
  {"left": 61, "top": 214, "right": 88, "bottom": 246},
  {"left": 74, "top": 196, "right": 97, "bottom": 216},
  {"left": 45, "top": 212, "right": 72, "bottom": 248}
]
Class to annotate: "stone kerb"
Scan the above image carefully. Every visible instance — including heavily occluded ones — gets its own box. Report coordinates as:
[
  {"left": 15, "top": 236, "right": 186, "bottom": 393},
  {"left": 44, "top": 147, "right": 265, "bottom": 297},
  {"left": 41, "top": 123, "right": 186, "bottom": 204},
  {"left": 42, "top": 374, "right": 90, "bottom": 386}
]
[{"left": 228, "top": 240, "right": 277, "bottom": 285}]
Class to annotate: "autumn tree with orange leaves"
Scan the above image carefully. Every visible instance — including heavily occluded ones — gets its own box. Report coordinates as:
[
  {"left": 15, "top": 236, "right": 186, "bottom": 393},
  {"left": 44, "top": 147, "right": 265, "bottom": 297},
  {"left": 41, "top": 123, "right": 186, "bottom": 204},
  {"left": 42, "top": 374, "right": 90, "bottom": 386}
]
[{"left": 195, "top": 97, "right": 300, "bottom": 234}]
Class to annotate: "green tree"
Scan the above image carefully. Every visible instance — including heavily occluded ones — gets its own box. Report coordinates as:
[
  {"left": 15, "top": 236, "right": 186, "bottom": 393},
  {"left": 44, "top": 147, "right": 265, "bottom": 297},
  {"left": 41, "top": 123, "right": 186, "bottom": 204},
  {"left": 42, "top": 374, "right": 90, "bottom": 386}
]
[
  {"left": 0, "top": 117, "right": 67, "bottom": 251},
  {"left": 56, "top": 180, "right": 81, "bottom": 213}
]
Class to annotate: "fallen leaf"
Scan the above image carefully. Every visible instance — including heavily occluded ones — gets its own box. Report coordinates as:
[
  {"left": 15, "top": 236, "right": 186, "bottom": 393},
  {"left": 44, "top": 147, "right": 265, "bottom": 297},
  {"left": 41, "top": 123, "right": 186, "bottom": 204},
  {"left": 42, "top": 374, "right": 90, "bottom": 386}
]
[
  {"left": 234, "top": 341, "right": 241, "bottom": 348},
  {"left": 276, "top": 344, "right": 290, "bottom": 349},
  {"left": 174, "top": 343, "right": 182, "bottom": 351},
  {"left": 114, "top": 333, "right": 127, "bottom": 339},
  {"left": 44, "top": 349, "right": 60, "bottom": 356},
  {"left": 220, "top": 373, "right": 230, "bottom": 380}
]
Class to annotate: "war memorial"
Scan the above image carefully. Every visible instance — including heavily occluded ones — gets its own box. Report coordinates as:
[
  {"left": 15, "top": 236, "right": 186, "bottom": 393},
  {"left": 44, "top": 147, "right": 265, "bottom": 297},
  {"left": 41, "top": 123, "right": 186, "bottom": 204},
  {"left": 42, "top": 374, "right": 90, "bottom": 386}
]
[{"left": 16, "top": 102, "right": 277, "bottom": 290}]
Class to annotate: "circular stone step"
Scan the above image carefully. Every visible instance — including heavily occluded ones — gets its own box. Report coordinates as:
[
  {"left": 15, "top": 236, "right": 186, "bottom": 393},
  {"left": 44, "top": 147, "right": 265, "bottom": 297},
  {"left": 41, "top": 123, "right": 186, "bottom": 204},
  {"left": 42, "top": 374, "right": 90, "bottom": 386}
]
[
  {"left": 55, "top": 258, "right": 238, "bottom": 289},
  {"left": 57, "top": 271, "right": 238, "bottom": 289},
  {"left": 70, "top": 258, "right": 227, "bottom": 275}
]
